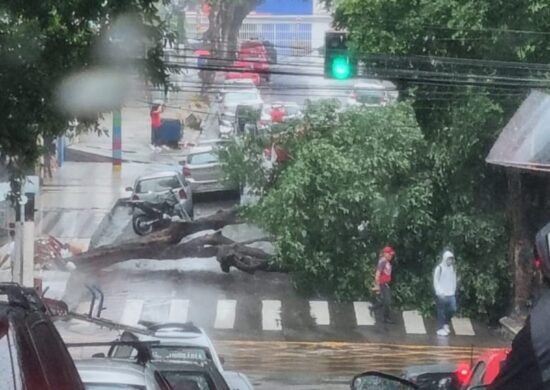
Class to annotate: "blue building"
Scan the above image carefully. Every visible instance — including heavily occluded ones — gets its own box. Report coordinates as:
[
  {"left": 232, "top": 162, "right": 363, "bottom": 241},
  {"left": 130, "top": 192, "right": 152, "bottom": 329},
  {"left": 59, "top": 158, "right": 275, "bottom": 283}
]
[{"left": 255, "top": 0, "right": 313, "bottom": 15}]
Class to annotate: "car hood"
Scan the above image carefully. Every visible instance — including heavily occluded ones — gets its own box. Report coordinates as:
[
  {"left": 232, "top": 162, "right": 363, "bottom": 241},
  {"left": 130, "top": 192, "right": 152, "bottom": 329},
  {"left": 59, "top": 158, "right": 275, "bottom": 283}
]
[{"left": 222, "top": 371, "right": 254, "bottom": 390}]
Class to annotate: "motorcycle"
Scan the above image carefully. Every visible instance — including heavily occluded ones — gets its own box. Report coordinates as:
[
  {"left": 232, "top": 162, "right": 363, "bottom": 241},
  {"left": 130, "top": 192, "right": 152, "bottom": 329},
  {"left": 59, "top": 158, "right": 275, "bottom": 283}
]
[{"left": 127, "top": 190, "right": 191, "bottom": 236}]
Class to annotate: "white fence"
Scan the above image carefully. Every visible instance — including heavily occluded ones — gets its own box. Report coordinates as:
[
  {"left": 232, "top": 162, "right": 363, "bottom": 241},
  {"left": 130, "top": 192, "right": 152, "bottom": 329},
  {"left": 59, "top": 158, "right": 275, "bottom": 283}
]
[{"left": 185, "top": 14, "right": 331, "bottom": 56}]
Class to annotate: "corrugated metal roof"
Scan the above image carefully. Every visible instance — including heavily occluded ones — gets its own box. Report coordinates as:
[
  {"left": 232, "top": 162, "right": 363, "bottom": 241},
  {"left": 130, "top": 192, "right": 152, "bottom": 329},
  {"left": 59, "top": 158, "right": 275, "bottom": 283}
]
[{"left": 487, "top": 90, "right": 550, "bottom": 172}]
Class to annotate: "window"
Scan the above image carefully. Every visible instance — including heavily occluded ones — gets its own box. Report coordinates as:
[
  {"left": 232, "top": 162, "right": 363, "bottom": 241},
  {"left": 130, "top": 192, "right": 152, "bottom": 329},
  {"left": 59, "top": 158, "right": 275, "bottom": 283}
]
[
  {"left": 160, "top": 372, "right": 212, "bottom": 390},
  {"left": 188, "top": 152, "right": 219, "bottom": 165},
  {"left": 470, "top": 361, "right": 487, "bottom": 386},
  {"left": 224, "top": 92, "right": 259, "bottom": 103},
  {"left": 136, "top": 176, "right": 181, "bottom": 193}
]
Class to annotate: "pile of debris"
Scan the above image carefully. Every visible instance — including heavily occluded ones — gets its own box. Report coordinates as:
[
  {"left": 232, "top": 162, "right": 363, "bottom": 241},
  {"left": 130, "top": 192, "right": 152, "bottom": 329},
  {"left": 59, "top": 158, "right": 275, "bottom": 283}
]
[{"left": 34, "top": 236, "right": 84, "bottom": 269}]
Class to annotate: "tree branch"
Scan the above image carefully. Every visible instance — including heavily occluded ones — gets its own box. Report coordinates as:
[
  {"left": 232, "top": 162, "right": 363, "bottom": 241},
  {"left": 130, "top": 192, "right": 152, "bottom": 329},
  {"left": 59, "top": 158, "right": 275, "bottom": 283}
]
[{"left": 63, "top": 207, "right": 281, "bottom": 275}]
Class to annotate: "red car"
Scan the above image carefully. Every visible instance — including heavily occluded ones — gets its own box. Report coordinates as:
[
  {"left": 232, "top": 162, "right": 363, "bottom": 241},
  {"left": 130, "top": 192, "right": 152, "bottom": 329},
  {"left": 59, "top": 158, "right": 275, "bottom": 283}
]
[
  {"left": 236, "top": 50, "right": 270, "bottom": 82},
  {"left": 225, "top": 60, "right": 261, "bottom": 85},
  {"left": 459, "top": 348, "right": 510, "bottom": 389}
]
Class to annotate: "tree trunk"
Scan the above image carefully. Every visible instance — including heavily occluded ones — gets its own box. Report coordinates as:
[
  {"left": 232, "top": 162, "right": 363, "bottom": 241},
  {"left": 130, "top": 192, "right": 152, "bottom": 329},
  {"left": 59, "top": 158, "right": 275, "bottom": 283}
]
[
  {"left": 61, "top": 208, "right": 280, "bottom": 274},
  {"left": 225, "top": 4, "right": 251, "bottom": 62},
  {"left": 507, "top": 170, "right": 533, "bottom": 317}
]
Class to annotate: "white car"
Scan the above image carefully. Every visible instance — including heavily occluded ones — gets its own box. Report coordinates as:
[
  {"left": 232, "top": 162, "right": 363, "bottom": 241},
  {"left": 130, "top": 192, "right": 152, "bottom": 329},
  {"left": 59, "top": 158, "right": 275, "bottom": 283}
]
[
  {"left": 125, "top": 171, "right": 194, "bottom": 219},
  {"left": 217, "top": 87, "right": 264, "bottom": 120},
  {"left": 76, "top": 358, "right": 169, "bottom": 390},
  {"left": 116, "top": 323, "right": 254, "bottom": 389},
  {"left": 346, "top": 80, "right": 399, "bottom": 107}
]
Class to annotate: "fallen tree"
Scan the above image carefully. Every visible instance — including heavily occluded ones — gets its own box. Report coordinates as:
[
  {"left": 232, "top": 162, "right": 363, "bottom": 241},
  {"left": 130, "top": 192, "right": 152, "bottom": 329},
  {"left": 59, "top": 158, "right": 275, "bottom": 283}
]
[{"left": 64, "top": 208, "right": 282, "bottom": 274}]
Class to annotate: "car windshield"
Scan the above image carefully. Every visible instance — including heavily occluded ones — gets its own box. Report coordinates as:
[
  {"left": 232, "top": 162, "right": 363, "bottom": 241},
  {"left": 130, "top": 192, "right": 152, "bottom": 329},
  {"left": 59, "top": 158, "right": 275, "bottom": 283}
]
[
  {"left": 224, "top": 92, "right": 259, "bottom": 103},
  {"left": 354, "top": 89, "right": 385, "bottom": 104},
  {"left": 187, "top": 152, "right": 219, "bottom": 165},
  {"left": 160, "top": 372, "right": 212, "bottom": 390},
  {"left": 135, "top": 176, "right": 180, "bottom": 193}
]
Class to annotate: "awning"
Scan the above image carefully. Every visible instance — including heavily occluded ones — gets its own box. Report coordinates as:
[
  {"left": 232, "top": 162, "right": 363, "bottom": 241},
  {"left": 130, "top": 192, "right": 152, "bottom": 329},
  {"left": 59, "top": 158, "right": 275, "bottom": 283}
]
[{"left": 487, "top": 90, "right": 550, "bottom": 172}]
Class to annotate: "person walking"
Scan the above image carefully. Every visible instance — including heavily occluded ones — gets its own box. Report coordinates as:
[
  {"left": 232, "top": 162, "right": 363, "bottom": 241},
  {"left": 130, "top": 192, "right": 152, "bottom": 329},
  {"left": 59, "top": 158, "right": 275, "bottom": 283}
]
[
  {"left": 370, "top": 246, "right": 396, "bottom": 324},
  {"left": 434, "top": 250, "right": 458, "bottom": 336}
]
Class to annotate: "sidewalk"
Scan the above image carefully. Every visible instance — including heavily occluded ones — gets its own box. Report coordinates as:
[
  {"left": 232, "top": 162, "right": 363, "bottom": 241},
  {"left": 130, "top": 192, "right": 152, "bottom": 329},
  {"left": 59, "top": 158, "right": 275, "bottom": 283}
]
[{"left": 66, "top": 101, "right": 205, "bottom": 164}]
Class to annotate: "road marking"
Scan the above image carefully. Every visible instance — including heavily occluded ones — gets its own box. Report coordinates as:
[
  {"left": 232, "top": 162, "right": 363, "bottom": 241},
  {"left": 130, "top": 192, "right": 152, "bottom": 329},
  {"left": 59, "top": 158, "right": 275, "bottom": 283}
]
[
  {"left": 262, "top": 300, "right": 282, "bottom": 331},
  {"left": 120, "top": 299, "right": 144, "bottom": 326},
  {"left": 451, "top": 317, "right": 475, "bottom": 336},
  {"left": 309, "top": 301, "right": 330, "bottom": 326},
  {"left": 354, "top": 301, "right": 375, "bottom": 326},
  {"left": 168, "top": 299, "right": 189, "bottom": 323},
  {"left": 214, "top": 300, "right": 237, "bottom": 329},
  {"left": 403, "top": 310, "right": 427, "bottom": 334}
]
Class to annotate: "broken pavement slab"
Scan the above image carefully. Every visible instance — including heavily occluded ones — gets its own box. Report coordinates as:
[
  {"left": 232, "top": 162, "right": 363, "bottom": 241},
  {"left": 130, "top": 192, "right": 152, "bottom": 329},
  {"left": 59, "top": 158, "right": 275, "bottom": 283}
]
[{"left": 499, "top": 315, "right": 525, "bottom": 338}]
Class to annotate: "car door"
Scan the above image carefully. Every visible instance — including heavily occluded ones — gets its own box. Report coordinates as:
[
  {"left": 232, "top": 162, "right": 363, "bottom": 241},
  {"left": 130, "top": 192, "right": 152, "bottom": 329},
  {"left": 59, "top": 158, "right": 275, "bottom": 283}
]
[{"left": 188, "top": 151, "right": 222, "bottom": 184}]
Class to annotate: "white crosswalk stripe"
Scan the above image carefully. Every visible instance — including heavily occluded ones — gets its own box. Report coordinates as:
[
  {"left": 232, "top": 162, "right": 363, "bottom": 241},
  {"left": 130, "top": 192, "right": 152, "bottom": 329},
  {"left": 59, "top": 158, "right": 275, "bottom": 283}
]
[
  {"left": 120, "top": 299, "right": 144, "bottom": 327},
  {"left": 354, "top": 301, "right": 375, "bottom": 326},
  {"left": 403, "top": 310, "right": 427, "bottom": 334},
  {"left": 87, "top": 297, "right": 476, "bottom": 336},
  {"left": 214, "top": 300, "right": 237, "bottom": 329},
  {"left": 168, "top": 299, "right": 189, "bottom": 323},
  {"left": 309, "top": 301, "right": 330, "bottom": 326},
  {"left": 451, "top": 317, "right": 475, "bottom": 336},
  {"left": 262, "top": 300, "right": 282, "bottom": 331},
  {"left": 38, "top": 209, "right": 108, "bottom": 239}
]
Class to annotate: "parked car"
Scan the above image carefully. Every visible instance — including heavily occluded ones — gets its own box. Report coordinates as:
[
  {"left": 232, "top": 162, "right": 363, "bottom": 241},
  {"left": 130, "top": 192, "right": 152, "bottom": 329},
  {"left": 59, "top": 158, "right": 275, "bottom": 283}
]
[
  {"left": 76, "top": 358, "right": 170, "bottom": 390},
  {"left": 217, "top": 87, "right": 264, "bottom": 120},
  {"left": 236, "top": 52, "right": 270, "bottom": 82},
  {"left": 126, "top": 171, "right": 193, "bottom": 219},
  {"left": 181, "top": 145, "right": 238, "bottom": 194},
  {"left": 460, "top": 348, "right": 510, "bottom": 389},
  {"left": 0, "top": 283, "right": 85, "bottom": 390},
  {"left": 240, "top": 39, "right": 276, "bottom": 65},
  {"left": 347, "top": 80, "right": 395, "bottom": 107},
  {"left": 115, "top": 323, "right": 254, "bottom": 389},
  {"left": 401, "top": 363, "right": 460, "bottom": 390},
  {"left": 225, "top": 60, "right": 261, "bottom": 86},
  {"left": 153, "top": 359, "right": 232, "bottom": 390}
]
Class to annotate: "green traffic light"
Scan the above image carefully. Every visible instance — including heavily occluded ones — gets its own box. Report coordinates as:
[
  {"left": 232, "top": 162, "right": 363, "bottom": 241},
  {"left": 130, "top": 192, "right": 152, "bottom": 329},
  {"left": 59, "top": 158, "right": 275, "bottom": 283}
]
[{"left": 331, "top": 56, "right": 352, "bottom": 80}]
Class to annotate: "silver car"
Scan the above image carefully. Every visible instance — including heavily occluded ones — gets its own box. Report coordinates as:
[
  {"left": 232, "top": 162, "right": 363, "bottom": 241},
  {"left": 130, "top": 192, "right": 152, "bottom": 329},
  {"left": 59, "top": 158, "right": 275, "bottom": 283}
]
[
  {"left": 126, "top": 171, "right": 193, "bottom": 219},
  {"left": 76, "top": 358, "right": 168, "bottom": 390},
  {"left": 217, "top": 87, "right": 264, "bottom": 119},
  {"left": 181, "top": 146, "right": 238, "bottom": 194},
  {"left": 346, "top": 80, "right": 399, "bottom": 107}
]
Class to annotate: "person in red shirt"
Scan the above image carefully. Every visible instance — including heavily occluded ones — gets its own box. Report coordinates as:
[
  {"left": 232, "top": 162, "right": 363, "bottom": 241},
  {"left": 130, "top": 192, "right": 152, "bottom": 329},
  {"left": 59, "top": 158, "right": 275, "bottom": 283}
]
[
  {"left": 370, "top": 246, "right": 396, "bottom": 324},
  {"left": 270, "top": 105, "right": 284, "bottom": 123},
  {"left": 150, "top": 100, "right": 164, "bottom": 148}
]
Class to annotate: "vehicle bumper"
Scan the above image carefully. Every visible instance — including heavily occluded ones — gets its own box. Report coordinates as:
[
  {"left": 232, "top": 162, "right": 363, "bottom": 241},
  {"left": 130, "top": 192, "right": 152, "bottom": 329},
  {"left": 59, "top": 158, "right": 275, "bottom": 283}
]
[{"left": 188, "top": 179, "right": 237, "bottom": 194}]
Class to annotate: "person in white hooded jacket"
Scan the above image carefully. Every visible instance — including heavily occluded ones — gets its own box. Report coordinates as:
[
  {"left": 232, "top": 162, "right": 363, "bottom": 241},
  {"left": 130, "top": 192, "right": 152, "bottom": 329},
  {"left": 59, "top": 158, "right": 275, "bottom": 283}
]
[{"left": 433, "top": 250, "right": 457, "bottom": 336}]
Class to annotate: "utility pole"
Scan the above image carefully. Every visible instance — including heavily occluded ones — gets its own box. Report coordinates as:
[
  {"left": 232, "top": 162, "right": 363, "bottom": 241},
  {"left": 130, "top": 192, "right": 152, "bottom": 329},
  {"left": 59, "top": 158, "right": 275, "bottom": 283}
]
[
  {"left": 12, "top": 194, "right": 34, "bottom": 287},
  {"left": 112, "top": 109, "right": 122, "bottom": 171}
]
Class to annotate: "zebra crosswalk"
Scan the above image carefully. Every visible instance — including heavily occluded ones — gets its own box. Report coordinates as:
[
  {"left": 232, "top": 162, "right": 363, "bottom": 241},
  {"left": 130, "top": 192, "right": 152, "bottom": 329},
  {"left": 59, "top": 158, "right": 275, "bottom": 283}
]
[
  {"left": 36, "top": 208, "right": 107, "bottom": 240},
  {"left": 77, "top": 296, "right": 478, "bottom": 337}
]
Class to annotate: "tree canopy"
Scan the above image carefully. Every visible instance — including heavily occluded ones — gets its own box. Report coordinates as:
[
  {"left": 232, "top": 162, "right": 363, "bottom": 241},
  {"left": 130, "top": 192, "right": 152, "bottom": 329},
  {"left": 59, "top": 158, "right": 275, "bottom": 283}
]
[
  {"left": 332, "top": 0, "right": 550, "bottom": 316},
  {"left": 221, "top": 99, "right": 510, "bottom": 319}
]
